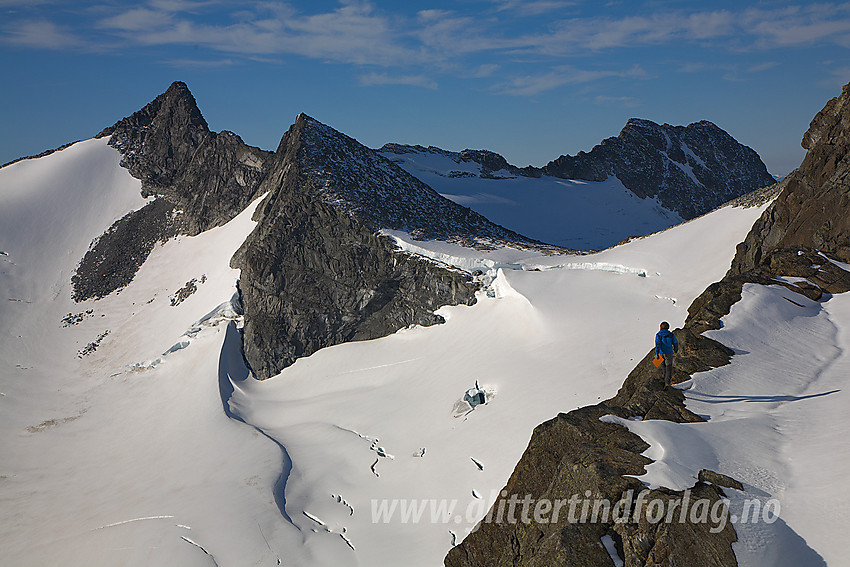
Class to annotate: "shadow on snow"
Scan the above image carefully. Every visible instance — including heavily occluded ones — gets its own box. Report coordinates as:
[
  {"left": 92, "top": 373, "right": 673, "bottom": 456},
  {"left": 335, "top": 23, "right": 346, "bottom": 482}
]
[{"left": 218, "top": 320, "right": 297, "bottom": 528}]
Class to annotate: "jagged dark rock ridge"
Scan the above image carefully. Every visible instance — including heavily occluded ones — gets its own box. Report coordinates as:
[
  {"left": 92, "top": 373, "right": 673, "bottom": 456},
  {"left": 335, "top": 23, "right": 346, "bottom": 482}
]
[
  {"left": 299, "top": 127, "right": 542, "bottom": 247},
  {"left": 731, "top": 84, "right": 850, "bottom": 271},
  {"left": 232, "top": 115, "right": 497, "bottom": 379},
  {"left": 72, "top": 82, "right": 273, "bottom": 301},
  {"left": 446, "top": 85, "right": 850, "bottom": 566},
  {"left": 380, "top": 143, "right": 541, "bottom": 179},
  {"left": 543, "top": 119, "right": 776, "bottom": 220},
  {"left": 95, "top": 82, "right": 271, "bottom": 235}
]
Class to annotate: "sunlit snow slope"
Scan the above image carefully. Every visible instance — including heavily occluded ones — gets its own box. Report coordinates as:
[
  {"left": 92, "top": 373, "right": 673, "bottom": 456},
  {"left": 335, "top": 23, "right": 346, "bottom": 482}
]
[
  {"left": 0, "top": 138, "right": 797, "bottom": 567},
  {"left": 381, "top": 148, "right": 683, "bottom": 250},
  {"left": 0, "top": 140, "right": 291, "bottom": 566},
  {"left": 607, "top": 279, "right": 850, "bottom": 567},
  {"left": 225, "top": 203, "right": 769, "bottom": 566}
]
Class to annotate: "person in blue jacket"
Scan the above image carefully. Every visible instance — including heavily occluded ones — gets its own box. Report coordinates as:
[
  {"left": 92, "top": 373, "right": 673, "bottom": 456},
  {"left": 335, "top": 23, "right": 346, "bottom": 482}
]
[{"left": 655, "top": 321, "right": 679, "bottom": 387}]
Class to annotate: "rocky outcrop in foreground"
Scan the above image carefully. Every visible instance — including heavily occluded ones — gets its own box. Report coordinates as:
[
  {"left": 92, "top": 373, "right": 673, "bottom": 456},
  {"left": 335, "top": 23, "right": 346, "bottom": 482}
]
[
  {"left": 446, "top": 85, "right": 850, "bottom": 567},
  {"left": 731, "top": 84, "right": 850, "bottom": 271}
]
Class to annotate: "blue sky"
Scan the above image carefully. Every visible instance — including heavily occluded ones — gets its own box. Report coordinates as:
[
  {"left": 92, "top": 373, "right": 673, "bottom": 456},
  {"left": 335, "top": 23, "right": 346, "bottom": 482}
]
[{"left": 3, "top": 1, "right": 850, "bottom": 175}]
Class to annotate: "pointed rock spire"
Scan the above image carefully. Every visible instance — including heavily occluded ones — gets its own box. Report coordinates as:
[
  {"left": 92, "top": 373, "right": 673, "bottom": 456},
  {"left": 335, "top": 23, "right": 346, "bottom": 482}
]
[
  {"left": 73, "top": 82, "right": 272, "bottom": 301},
  {"left": 232, "top": 113, "right": 487, "bottom": 379},
  {"left": 97, "top": 81, "right": 211, "bottom": 190}
]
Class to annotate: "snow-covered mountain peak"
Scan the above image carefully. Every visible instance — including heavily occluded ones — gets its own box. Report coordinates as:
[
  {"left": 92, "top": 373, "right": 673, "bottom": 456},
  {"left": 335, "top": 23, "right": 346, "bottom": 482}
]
[
  {"left": 543, "top": 117, "right": 776, "bottom": 219},
  {"left": 379, "top": 118, "right": 777, "bottom": 250}
]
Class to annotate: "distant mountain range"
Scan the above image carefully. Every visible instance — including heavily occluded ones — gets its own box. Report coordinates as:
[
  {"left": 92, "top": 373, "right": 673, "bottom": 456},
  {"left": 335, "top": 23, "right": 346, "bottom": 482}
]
[{"left": 381, "top": 118, "right": 776, "bottom": 222}]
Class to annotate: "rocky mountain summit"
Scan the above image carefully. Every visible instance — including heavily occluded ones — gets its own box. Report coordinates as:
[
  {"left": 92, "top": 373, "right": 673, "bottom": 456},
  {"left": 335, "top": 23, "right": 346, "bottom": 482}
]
[
  {"left": 445, "top": 85, "right": 850, "bottom": 567},
  {"left": 232, "top": 114, "right": 488, "bottom": 379},
  {"left": 543, "top": 119, "right": 776, "bottom": 219},
  {"left": 295, "top": 121, "right": 540, "bottom": 247},
  {"left": 73, "top": 82, "right": 273, "bottom": 301}
]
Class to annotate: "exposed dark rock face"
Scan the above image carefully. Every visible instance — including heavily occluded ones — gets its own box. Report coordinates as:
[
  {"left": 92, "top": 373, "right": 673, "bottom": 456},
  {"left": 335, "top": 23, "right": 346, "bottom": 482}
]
[
  {"left": 543, "top": 119, "right": 776, "bottom": 219},
  {"left": 448, "top": 404, "right": 652, "bottom": 567},
  {"left": 96, "top": 81, "right": 272, "bottom": 236},
  {"left": 447, "top": 84, "right": 850, "bottom": 567},
  {"left": 380, "top": 143, "right": 542, "bottom": 179},
  {"left": 96, "top": 81, "right": 212, "bottom": 192},
  {"left": 731, "top": 83, "right": 850, "bottom": 271},
  {"left": 613, "top": 483, "right": 737, "bottom": 567},
  {"left": 233, "top": 115, "right": 486, "bottom": 379},
  {"left": 302, "top": 127, "right": 541, "bottom": 247},
  {"left": 698, "top": 470, "right": 744, "bottom": 492},
  {"left": 73, "top": 82, "right": 273, "bottom": 301},
  {"left": 72, "top": 199, "right": 179, "bottom": 302}
]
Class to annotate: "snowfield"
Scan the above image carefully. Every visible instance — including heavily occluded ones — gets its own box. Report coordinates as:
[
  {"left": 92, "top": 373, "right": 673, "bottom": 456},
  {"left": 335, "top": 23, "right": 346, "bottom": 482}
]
[
  {"left": 2, "top": 138, "right": 843, "bottom": 566},
  {"left": 0, "top": 140, "right": 285, "bottom": 566},
  {"left": 381, "top": 147, "right": 683, "bottom": 250}
]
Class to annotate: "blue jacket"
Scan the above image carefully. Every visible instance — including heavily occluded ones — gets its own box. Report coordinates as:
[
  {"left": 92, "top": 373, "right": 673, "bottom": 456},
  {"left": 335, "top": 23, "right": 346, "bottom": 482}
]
[{"left": 655, "top": 329, "right": 679, "bottom": 355}]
